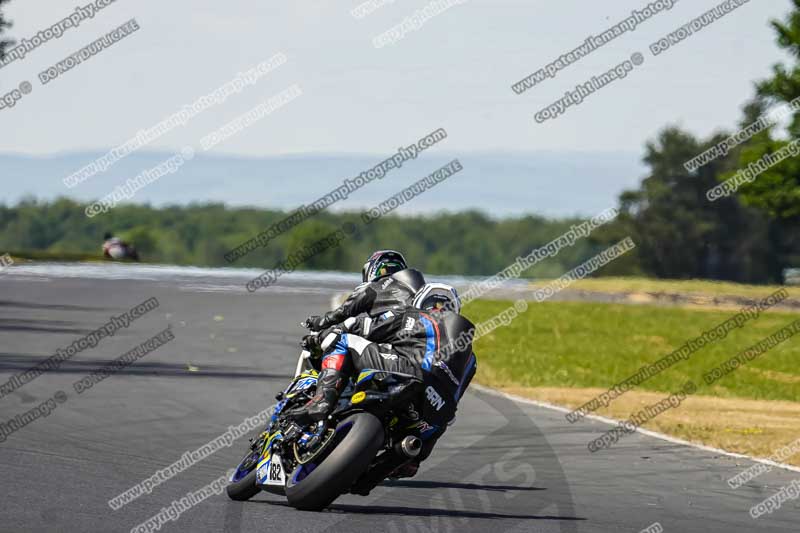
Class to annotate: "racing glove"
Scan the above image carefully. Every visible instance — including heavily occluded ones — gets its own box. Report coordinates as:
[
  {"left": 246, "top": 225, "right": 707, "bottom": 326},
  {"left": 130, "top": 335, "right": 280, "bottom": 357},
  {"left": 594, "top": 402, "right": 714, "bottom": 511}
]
[
  {"left": 300, "top": 334, "right": 322, "bottom": 357},
  {"left": 300, "top": 334, "right": 323, "bottom": 371},
  {"left": 303, "top": 315, "right": 328, "bottom": 331}
]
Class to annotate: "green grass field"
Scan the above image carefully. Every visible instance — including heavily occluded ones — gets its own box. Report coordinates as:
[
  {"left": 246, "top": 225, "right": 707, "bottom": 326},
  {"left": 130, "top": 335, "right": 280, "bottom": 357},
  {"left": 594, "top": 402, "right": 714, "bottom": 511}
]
[{"left": 463, "top": 299, "right": 800, "bottom": 403}]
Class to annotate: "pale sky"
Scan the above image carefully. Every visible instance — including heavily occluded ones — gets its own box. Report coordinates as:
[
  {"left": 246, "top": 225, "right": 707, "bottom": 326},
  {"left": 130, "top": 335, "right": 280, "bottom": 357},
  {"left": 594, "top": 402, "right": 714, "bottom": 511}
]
[{"left": 0, "top": 0, "right": 792, "bottom": 157}]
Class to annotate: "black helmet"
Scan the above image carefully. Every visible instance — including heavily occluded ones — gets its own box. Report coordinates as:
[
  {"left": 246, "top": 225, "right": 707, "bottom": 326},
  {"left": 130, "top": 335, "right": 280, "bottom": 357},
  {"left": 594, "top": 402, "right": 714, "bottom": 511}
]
[{"left": 361, "top": 250, "right": 407, "bottom": 283}]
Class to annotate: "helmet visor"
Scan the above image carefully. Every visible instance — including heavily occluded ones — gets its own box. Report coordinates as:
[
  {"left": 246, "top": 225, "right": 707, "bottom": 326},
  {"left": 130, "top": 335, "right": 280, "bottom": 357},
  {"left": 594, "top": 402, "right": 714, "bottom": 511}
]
[
  {"left": 373, "top": 260, "right": 404, "bottom": 281},
  {"left": 421, "top": 294, "right": 450, "bottom": 311}
]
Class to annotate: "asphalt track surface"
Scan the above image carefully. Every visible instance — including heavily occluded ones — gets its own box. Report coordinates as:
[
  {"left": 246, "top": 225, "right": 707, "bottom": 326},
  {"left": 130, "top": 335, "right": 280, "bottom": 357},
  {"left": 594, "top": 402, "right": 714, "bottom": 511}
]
[{"left": 0, "top": 265, "right": 798, "bottom": 533}]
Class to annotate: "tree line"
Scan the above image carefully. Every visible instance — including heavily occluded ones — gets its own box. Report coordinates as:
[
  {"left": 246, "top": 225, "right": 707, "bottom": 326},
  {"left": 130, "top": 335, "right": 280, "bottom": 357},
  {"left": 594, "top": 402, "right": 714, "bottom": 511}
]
[{"left": 0, "top": 2, "right": 798, "bottom": 283}]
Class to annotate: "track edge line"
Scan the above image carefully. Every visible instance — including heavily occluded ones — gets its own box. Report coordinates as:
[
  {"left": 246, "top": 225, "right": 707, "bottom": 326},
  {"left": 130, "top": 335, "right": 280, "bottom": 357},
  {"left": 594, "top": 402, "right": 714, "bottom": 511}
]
[{"left": 471, "top": 383, "right": 800, "bottom": 476}]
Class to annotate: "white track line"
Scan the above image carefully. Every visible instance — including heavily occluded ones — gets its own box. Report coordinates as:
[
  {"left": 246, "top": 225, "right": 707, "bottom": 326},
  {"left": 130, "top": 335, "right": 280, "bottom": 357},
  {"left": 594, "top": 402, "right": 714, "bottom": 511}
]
[{"left": 471, "top": 383, "right": 800, "bottom": 476}]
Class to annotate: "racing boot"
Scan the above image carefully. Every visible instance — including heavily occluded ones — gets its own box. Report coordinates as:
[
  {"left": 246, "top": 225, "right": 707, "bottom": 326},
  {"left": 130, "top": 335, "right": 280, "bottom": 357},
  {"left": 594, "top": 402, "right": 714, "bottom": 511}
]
[{"left": 285, "top": 367, "right": 347, "bottom": 427}]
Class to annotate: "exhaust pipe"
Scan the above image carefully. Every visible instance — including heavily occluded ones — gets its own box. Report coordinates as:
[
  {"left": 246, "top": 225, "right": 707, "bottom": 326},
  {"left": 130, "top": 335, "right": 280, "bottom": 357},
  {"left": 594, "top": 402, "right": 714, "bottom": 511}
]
[{"left": 397, "top": 436, "right": 422, "bottom": 458}]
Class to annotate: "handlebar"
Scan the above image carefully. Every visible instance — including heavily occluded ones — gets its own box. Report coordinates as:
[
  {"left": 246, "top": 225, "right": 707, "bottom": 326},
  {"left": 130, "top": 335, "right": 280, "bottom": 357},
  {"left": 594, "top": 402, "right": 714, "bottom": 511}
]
[{"left": 294, "top": 350, "right": 312, "bottom": 377}]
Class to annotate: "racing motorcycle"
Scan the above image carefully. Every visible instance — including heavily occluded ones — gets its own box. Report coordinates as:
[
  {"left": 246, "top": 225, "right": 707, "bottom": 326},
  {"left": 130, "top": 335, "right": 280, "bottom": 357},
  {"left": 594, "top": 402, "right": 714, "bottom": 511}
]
[{"left": 225, "top": 345, "right": 441, "bottom": 511}]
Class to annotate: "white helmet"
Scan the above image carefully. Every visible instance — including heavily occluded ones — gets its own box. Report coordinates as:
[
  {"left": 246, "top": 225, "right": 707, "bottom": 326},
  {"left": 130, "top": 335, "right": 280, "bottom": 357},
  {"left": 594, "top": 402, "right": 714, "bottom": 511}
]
[{"left": 412, "top": 283, "right": 461, "bottom": 314}]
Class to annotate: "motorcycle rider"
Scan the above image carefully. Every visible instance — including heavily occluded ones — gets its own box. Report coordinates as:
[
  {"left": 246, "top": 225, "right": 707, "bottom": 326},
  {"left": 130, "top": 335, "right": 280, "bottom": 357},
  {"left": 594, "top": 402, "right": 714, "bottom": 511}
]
[
  {"left": 102, "top": 232, "right": 139, "bottom": 261},
  {"left": 286, "top": 283, "right": 478, "bottom": 491},
  {"left": 302, "top": 250, "right": 425, "bottom": 332}
]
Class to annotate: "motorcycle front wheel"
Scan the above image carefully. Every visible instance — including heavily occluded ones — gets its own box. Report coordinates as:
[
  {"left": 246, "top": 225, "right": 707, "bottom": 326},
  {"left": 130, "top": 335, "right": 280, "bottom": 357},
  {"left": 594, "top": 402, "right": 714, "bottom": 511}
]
[{"left": 226, "top": 433, "right": 267, "bottom": 501}]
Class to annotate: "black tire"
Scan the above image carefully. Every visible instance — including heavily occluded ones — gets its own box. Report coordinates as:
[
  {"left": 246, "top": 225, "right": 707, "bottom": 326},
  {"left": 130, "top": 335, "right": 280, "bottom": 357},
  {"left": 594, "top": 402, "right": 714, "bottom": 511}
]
[
  {"left": 285, "top": 412, "right": 384, "bottom": 511},
  {"left": 226, "top": 467, "right": 260, "bottom": 501}
]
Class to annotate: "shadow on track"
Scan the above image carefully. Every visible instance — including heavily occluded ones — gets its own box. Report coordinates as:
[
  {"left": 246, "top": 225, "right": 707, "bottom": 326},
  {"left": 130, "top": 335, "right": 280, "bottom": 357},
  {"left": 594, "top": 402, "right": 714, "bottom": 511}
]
[
  {"left": 381, "top": 479, "right": 547, "bottom": 492},
  {"left": 0, "top": 299, "right": 114, "bottom": 311},
  {"left": 0, "top": 318, "right": 92, "bottom": 334},
  {"left": 0, "top": 356, "right": 291, "bottom": 380},
  {"left": 258, "top": 500, "right": 585, "bottom": 522}
]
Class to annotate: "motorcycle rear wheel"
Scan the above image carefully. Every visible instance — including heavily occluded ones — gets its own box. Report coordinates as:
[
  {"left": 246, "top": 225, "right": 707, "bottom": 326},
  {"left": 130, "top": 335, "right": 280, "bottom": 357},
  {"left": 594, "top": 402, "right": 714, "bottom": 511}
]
[{"left": 285, "top": 412, "right": 384, "bottom": 511}]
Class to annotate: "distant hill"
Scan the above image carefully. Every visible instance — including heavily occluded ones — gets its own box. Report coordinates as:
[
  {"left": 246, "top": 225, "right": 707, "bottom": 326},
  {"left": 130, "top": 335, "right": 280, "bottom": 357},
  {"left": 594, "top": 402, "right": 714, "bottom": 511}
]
[{"left": 0, "top": 150, "right": 645, "bottom": 217}]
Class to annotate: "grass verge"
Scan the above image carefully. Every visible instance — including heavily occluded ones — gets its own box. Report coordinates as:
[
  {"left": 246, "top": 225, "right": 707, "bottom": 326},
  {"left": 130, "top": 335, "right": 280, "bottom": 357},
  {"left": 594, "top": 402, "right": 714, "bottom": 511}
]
[
  {"left": 544, "top": 276, "right": 800, "bottom": 300},
  {"left": 463, "top": 298, "right": 800, "bottom": 464}
]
